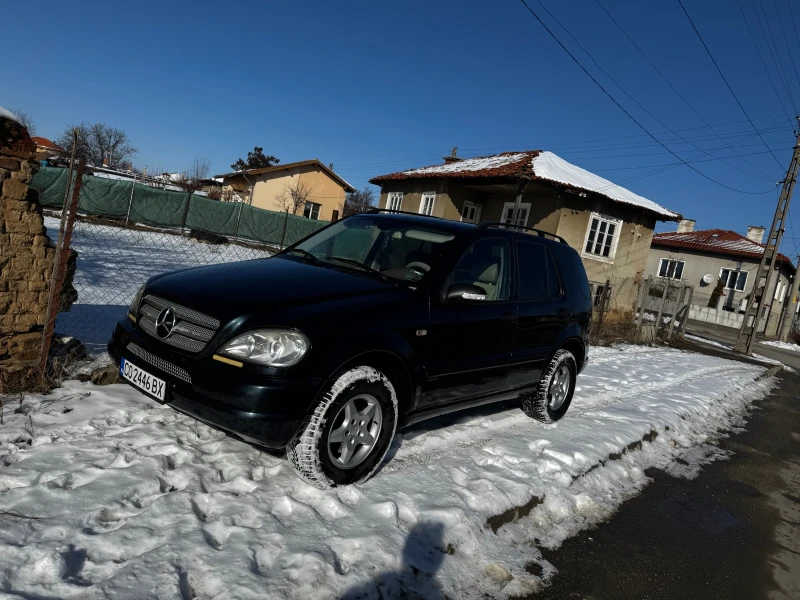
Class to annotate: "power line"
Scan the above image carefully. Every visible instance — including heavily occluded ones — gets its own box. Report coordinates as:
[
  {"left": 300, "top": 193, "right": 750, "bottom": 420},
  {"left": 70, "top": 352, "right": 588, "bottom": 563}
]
[
  {"left": 534, "top": 0, "right": 775, "bottom": 182},
  {"left": 736, "top": 0, "right": 796, "bottom": 123},
  {"left": 771, "top": 0, "right": 800, "bottom": 100},
  {"left": 677, "top": 0, "right": 787, "bottom": 169},
  {"left": 516, "top": 0, "right": 777, "bottom": 194},
  {"left": 590, "top": 145, "right": 795, "bottom": 172},
  {"left": 595, "top": 0, "right": 776, "bottom": 180},
  {"left": 752, "top": 0, "right": 799, "bottom": 113}
]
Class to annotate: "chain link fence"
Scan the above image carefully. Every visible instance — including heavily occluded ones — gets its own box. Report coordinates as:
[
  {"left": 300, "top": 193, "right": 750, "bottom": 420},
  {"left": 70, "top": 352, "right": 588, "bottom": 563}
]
[{"left": 32, "top": 164, "right": 325, "bottom": 383}]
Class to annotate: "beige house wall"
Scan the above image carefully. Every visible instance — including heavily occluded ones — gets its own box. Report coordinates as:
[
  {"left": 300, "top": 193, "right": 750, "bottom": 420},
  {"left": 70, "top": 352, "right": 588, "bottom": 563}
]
[
  {"left": 378, "top": 179, "right": 658, "bottom": 309},
  {"left": 645, "top": 246, "right": 793, "bottom": 335},
  {"left": 224, "top": 164, "right": 349, "bottom": 221}
]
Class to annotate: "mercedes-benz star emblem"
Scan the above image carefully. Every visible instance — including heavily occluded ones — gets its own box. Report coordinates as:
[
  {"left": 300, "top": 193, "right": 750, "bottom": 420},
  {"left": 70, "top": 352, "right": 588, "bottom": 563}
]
[{"left": 155, "top": 307, "right": 176, "bottom": 339}]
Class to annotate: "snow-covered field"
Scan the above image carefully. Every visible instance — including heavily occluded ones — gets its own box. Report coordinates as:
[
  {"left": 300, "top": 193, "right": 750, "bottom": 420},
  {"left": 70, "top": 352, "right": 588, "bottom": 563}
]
[
  {"left": 760, "top": 340, "right": 800, "bottom": 353},
  {"left": 44, "top": 216, "right": 271, "bottom": 362},
  {"left": 0, "top": 346, "right": 775, "bottom": 599}
]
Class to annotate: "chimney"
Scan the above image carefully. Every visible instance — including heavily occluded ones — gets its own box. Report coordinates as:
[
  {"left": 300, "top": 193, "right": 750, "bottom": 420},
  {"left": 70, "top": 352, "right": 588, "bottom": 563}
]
[
  {"left": 443, "top": 146, "right": 462, "bottom": 164},
  {"left": 747, "top": 225, "right": 765, "bottom": 244},
  {"left": 328, "top": 163, "right": 334, "bottom": 170},
  {"left": 102, "top": 157, "right": 109, "bottom": 167},
  {"left": 677, "top": 219, "right": 695, "bottom": 233}
]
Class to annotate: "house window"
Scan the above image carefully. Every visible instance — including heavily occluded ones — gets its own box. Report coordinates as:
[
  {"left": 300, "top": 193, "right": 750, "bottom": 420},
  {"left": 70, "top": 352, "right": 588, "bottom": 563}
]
[
  {"left": 419, "top": 192, "right": 436, "bottom": 216},
  {"left": 720, "top": 268, "right": 747, "bottom": 291},
  {"left": 775, "top": 279, "right": 787, "bottom": 302},
  {"left": 582, "top": 213, "right": 621, "bottom": 261},
  {"left": 461, "top": 201, "right": 482, "bottom": 224},
  {"left": 387, "top": 192, "right": 403, "bottom": 212},
  {"left": 657, "top": 258, "right": 685, "bottom": 280},
  {"left": 501, "top": 202, "right": 531, "bottom": 227},
  {"left": 303, "top": 201, "right": 321, "bottom": 220}
]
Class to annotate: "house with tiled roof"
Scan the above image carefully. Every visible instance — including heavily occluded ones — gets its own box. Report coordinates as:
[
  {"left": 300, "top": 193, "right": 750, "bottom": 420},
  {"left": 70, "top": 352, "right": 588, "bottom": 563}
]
[
  {"left": 370, "top": 149, "right": 681, "bottom": 308},
  {"left": 645, "top": 221, "right": 797, "bottom": 335}
]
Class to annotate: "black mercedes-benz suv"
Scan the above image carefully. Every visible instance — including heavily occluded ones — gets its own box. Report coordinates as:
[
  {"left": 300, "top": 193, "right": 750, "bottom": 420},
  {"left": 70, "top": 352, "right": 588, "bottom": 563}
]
[{"left": 109, "top": 211, "right": 592, "bottom": 488}]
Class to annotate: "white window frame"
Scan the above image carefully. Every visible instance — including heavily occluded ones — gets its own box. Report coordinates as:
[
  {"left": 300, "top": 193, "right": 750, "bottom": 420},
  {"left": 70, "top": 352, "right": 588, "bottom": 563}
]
[
  {"left": 581, "top": 212, "right": 622, "bottom": 263},
  {"left": 303, "top": 201, "right": 321, "bottom": 220},
  {"left": 460, "top": 201, "right": 483, "bottom": 224},
  {"left": 657, "top": 258, "right": 685, "bottom": 280},
  {"left": 387, "top": 192, "right": 403, "bottom": 212},
  {"left": 720, "top": 267, "right": 747, "bottom": 291},
  {"left": 419, "top": 192, "right": 436, "bottom": 216},
  {"left": 501, "top": 202, "right": 531, "bottom": 227}
]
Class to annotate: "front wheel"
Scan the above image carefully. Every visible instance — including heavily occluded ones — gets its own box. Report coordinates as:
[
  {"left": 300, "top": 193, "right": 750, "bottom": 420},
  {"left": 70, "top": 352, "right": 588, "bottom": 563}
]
[
  {"left": 287, "top": 366, "right": 398, "bottom": 488},
  {"left": 521, "top": 349, "right": 577, "bottom": 423}
]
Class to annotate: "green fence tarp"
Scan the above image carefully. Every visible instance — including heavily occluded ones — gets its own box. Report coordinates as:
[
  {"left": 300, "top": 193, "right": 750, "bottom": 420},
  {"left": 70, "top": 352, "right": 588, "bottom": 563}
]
[
  {"left": 185, "top": 194, "right": 241, "bottom": 236},
  {"left": 29, "top": 166, "right": 330, "bottom": 245},
  {"left": 30, "top": 167, "right": 69, "bottom": 206},
  {"left": 128, "top": 184, "right": 190, "bottom": 227},
  {"left": 78, "top": 176, "right": 136, "bottom": 217}
]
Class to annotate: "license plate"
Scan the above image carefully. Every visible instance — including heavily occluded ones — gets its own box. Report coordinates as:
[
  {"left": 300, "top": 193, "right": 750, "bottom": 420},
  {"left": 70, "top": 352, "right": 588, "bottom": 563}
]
[{"left": 120, "top": 358, "right": 166, "bottom": 401}]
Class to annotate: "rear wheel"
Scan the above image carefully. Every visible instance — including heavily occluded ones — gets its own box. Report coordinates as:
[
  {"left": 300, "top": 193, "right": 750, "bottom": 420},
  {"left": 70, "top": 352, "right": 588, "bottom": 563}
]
[
  {"left": 287, "top": 366, "right": 398, "bottom": 488},
  {"left": 521, "top": 349, "right": 577, "bottom": 423}
]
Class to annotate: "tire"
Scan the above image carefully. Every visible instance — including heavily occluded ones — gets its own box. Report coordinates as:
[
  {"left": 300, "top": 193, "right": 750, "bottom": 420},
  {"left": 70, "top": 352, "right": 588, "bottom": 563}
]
[
  {"left": 287, "top": 366, "right": 398, "bottom": 488},
  {"left": 521, "top": 349, "right": 577, "bottom": 423}
]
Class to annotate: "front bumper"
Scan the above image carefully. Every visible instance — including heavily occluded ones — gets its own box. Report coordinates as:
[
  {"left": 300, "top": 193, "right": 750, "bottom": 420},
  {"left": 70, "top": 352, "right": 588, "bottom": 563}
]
[{"left": 109, "top": 318, "right": 323, "bottom": 449}]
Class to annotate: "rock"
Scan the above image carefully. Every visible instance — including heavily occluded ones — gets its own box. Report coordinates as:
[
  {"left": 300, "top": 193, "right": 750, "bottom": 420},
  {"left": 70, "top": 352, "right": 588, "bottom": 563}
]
[
  {"left": 485, "top": 563, "right": 513, "bottom": 583},
  {"left": 91, "top": 363, "right": 120, "bottom": 386}
]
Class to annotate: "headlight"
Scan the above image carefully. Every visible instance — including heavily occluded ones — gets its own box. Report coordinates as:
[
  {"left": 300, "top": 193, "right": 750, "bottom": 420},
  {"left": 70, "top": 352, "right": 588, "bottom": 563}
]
[
  {"left": 129, "top": 284, "right": 145, "bottom": 318},
  {"left": 221, "top": 329, "right": 310, "bottom": 367}
]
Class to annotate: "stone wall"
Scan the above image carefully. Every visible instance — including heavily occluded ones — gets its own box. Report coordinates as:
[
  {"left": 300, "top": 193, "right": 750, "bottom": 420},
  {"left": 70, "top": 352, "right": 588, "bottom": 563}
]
[{"left": 0, "top": 115, "right": 55, "bottom": 392}]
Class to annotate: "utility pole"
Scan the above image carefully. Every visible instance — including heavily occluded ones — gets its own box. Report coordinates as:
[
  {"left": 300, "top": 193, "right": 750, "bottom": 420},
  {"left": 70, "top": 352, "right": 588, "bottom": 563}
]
[
  {"left": 735, "top": 118, "right": 800, "bottom": 354},
  {"left": 778, "top": 255, "right": 800, "bottom": 341}
]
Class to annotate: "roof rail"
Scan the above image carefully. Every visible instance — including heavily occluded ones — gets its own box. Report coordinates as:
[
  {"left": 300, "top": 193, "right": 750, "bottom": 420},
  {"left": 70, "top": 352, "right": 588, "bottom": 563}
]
[
  {"left": 477, "top": 222, "right": 568, "bottom": 244},
  {"left": 365, "top": 208, "right": 448, "bottom": 220}
]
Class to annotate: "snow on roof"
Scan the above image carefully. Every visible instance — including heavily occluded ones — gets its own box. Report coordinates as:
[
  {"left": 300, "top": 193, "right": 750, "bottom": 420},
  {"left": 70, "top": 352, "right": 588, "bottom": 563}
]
[
  {"left": 370, "top": 149, "right": 680, "bottom": 220},
  {"left": 531, "top": 151, "right": 679, "bottom": 220},
  {"left": 404, "top": 152, "right": 531, "bottom": 176},
  {"left": 0, "top": 106, "right": 21, "bottom": 126},
  {"left": 653, "top": 228, "right": 794, "bottom": 267}
]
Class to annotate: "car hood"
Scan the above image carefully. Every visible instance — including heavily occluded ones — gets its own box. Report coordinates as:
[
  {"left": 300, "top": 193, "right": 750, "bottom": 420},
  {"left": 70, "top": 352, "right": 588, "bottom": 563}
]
[{"left": 145, "top": 255, "right": 401, "bottom": 322}]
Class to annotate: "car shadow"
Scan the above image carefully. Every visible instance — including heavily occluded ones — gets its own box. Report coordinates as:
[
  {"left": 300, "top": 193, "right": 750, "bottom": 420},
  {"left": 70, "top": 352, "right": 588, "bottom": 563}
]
[{"left": 339, "top": 520, "right": 448, "bottom": 599}]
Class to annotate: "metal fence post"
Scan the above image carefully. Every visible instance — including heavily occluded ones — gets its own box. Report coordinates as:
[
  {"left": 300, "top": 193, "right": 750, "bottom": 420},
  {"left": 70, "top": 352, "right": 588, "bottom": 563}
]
[
  {"left": 38, "top": 157, "right": 85, "bottom": 387},
  {"left": 666, "top": 283, "right": 686, "bottom": 341},
  {"left": 280, "top": 209, "right": 289, "bottom": 247},
  {"left": 595, "top": 278, "right": 611, "bottom": 341},
  {"left": 234, "top": 200, "right": 244, "bottom": 240}
]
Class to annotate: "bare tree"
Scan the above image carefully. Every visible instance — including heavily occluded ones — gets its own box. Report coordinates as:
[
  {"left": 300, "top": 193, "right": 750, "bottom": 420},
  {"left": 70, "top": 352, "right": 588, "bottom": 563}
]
[
  {"left": 177, "top": 157, "right": 211, "bottom": 194},
  {"left": 10, "top": 109, "right": 35, "bottom": 135},
  {"left": 56, "top": 122, "right": 137, "bottom": 169},
  {"left": 275, "top": 179, "right": 313, "bottom": 215},
  {"left": 342, "top": 187, "right": 375, "bottom": 217}
]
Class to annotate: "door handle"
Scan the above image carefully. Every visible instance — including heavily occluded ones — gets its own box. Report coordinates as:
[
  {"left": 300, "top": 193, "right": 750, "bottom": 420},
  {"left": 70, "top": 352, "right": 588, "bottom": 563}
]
[{"left": 501, "top": 311, "right": 517, "bottom": 322}]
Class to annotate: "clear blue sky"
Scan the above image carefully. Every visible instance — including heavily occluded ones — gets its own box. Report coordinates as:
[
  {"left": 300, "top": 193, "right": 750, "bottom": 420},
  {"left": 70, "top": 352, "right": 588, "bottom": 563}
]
[{"left": 6, "top": 0, "right": 800, "bottom": 252}]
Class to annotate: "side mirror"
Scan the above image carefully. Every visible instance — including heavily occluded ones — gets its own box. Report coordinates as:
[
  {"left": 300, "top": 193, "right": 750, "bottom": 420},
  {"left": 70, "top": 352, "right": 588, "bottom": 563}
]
[{"left": 445, "top": 283, "right": 487, "bottom": 304}]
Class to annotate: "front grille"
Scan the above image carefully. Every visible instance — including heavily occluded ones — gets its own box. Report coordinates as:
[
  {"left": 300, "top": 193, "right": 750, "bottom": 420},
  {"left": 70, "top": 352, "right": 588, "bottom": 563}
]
[
  {"left": 127, "top": 342, "right": 192, "bottom": 383},
  {"left": 137, "top": 294, "right": 219, "bottom": 353}
]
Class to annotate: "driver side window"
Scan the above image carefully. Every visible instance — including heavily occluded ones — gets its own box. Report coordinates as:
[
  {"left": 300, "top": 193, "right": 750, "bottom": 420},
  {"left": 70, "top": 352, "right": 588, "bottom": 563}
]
[{"left": 445, "top": 238, "right": 511, "bottom": 301}]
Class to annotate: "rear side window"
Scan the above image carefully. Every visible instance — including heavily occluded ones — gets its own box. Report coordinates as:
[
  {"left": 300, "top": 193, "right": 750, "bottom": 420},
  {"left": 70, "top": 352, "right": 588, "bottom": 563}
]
[
  {"left": 516, "top": 241, "right": 564, "bottom": 301},
  {"left": 516, "top": 241, "right": 548, "bottom": 301}
]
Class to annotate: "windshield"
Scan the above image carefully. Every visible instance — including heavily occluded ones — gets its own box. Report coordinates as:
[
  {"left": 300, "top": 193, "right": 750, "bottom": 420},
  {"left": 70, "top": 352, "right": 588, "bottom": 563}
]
[{"left": 290, "top": 216, "right": 457, "bottom": 283}]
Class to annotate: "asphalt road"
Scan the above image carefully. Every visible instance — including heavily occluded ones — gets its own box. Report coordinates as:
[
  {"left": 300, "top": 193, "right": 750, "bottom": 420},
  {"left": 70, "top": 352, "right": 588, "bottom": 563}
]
[
  {"left": 529, "top": 340, "right": 800, "bottom": 600},
  {"left": 686, "top": 320, "right": 800, "bottom": 371}
]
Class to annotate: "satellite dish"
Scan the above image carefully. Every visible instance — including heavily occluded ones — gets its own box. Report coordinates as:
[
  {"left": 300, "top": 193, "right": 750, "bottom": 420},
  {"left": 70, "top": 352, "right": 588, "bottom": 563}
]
[{"left": 702, "top": 273, "right": 714, "bottom": 285}]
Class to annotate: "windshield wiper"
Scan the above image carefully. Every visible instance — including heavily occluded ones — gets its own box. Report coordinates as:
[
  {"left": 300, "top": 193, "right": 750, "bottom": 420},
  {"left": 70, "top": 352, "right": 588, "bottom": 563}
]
[
  {"left": 326, "top": 256, "right": 393, "bottom": 283},
  {"left": 286, "top": 248, "right": 321, "bottom": 263}
]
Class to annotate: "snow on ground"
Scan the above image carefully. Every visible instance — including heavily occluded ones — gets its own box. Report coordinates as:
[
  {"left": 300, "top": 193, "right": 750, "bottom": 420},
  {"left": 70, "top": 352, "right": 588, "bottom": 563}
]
[
  {"left": 0, "top": 346, "right": 775, "bottom": 599},
  {"left": 44, "top": 216, "right": 271, "bottom": 364},
  {"left": 760, "top": 340, "right": 800, "bottom": 353}
]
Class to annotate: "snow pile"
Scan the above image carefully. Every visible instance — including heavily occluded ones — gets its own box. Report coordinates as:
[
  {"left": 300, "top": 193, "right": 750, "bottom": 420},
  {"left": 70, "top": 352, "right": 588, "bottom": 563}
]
[
  {"left": 0, "top": 347, "right": 774, "bottom": 598},
  {"left": 0, "top": 106, "right": 21, "bottom": 125},
  {"left": 760, "top": 340, "right": 800, "bottom": 353},
  {"left": 404, "top": 153, "right": 530, "bottom": 176},
  {"left": 531, "top": 151, "right": 679, "bottom": 219},
  {"left": 43, "top": 217, "right": 271, "bottom": 363}
]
